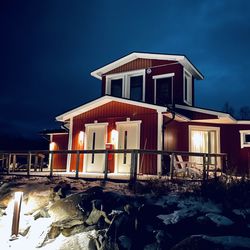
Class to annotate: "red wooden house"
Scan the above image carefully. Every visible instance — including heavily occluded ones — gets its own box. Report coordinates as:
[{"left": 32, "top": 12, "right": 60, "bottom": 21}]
[{"left": 47, "top": 52, "right": 250, "bottom": 176}]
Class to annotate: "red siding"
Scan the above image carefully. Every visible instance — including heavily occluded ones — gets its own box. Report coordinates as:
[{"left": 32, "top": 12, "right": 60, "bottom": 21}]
[
  {"left": 70, "top": 101, "right": 158, "bottom": 174},
  {"left": 165, "top": 119, "right": 250, "bottom": 175},
  {"left": 106, "top": 58, "right": 152, "bottom": 75},
  {"left": 51, "top": 134, "right": 68, "bottom": 170},
  {"left": 101, "top": 58, "right": 191, "bottom": 107}
]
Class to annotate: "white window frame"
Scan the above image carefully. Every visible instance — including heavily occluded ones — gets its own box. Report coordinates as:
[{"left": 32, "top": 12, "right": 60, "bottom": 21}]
[
  {"left": 106, "top": 73, "right": 125, "bottom": 98},
  {"left": 239, "top": 130, "right": 250, "bottom": 148},
  {"left": 153, "top": 72, "right": 175, "bottom": 105},
  {"left": 106, "top": 69, "right": 145, "bottom": 101},
  {"left": 183, "top": 69, "right": 192, "bottom": 105},
  {"left": 189, "top": 125, "right": 221, "bottom": 167}
]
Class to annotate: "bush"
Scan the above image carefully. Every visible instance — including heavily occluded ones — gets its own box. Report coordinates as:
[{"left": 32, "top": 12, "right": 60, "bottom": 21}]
[{"left": 199, "top": 176, "right": 250, "bottom": 209}]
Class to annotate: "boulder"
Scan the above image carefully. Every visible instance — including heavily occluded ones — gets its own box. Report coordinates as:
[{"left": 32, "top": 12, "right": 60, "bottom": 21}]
[
  {"left": 48, "top": 193, "right": 85, "bottom": 222},
  {"left": 171, "top": 235, "right": 222, "bottom": 250},
  {"left": 205, "top": 213, "right": 234, "bottom": 227}
]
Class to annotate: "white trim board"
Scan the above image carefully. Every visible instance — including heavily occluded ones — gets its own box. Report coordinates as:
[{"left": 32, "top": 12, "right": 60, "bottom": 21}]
[
  {"left": 91, "top": 52, "right": 204, "bottom": 80},
  {"left": 56, "top": 95, "right": 167, "bottom": 122}
]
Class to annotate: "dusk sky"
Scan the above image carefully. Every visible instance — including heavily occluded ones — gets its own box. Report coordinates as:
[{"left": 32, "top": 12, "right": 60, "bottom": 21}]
[{"left": 1, "top": 0, "right": 250, "bottom": 147}]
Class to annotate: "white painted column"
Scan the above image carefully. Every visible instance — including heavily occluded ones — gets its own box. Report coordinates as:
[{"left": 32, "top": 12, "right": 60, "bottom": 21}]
[
  {"left": 66, "top": 118, "right": 73, "bottom": 172},
  {"left": 157, "top": 111, "right": 163, "bottom": 175}
]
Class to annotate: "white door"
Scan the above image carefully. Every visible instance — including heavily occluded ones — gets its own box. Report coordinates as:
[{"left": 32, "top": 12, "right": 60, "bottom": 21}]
[
  {"left": 189, "top": 126, "right": 220, "bottom": 167},
  {"left": 84, "top": 124, "right": 107, "bottom": 173},
  {"left": 116, "top": 121, "right": 141, "bottom": 173}
]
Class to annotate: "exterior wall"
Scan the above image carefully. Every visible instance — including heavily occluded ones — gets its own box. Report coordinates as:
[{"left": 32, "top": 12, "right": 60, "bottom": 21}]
[
  {"left": 101, "top": 59, "right": 189, "bottom": 106},
  {"left": 51, "top": 134, "right": 69, "bottom": 170},
  {"left": 164, "top": 118, "right": 250, "bottom": 175},
  {"left": 70, "top": 101, "right": 158, "bottom": 174}
]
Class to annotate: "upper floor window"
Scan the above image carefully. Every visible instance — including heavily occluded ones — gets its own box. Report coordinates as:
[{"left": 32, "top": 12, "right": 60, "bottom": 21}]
[
  {"left": 184, "top": 70, "right": 192, "bottom": 105},
  {"left": 110, "top": 78, "right": 123, "bottom": 97},
  {"left": 239, "top": 130, "right": 250, "bottom": 148},
  {"left": 106, "top": 70, "right": 145, "bottom": 101},
  {"left": 153, "top": 73, "right": 174, "bottom": 106}
]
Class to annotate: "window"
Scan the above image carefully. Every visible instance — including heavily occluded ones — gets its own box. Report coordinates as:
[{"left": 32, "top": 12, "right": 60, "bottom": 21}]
[
  {"left": 153, "top": 73, "right": 174, "bottom": 106},
  {"left": 184, "top": 70, "right": 192, "bottom": 105},
  {"left": 129, "top": 75, "right": 143, "bottom": 101},
  {"left": 110, "top": 78, "right": 123, "bottom": 97},
  {"left": 239, "top": 130, "right": 250, "bottom": 148},
  {"left": 106, "top": 70, "right": 145, "bottom": 101}
]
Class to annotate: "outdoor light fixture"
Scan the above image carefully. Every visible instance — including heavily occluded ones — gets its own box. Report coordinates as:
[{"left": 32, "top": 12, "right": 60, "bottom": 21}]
[
  {"left": 111, "top": 129, "right": 118, "bottom": 147},
  {"left": 79, "top": 131, "right": 85, "bottom": 145},
  {"left": 11, "top": 191, "right": 23, "bottom": 237},
  {"left": 49, "top": 142, "right": 55, "bottom": 151}
]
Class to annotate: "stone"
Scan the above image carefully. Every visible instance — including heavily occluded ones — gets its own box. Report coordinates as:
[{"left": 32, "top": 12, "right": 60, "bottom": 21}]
[
  {"left": 47, "top": 225, "right": 61, "bottom": 239},
  {"left": 205, "top": 213, "right": 234, "bottom": 227},
  {"left": 171, "top": 235, "right": 222, "bottom": 250},
  {"left": 48, "top": 193, "right": 84, "bottom": 222}
]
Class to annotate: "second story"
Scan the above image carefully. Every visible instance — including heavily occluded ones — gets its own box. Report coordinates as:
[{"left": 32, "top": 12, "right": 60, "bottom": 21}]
[{"left": 91, "top": 52, "right": 204, "bottom": 107}]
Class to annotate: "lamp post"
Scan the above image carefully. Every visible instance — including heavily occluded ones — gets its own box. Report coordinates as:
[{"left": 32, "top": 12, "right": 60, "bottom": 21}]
[{"left": 11, "top": 191, "right": 23, "bottom": 237}]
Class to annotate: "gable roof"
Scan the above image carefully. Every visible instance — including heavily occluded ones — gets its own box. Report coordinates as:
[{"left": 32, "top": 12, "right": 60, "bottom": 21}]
[
  {"left": 56, "top": 95, "right": 168, "bottom": 122},
  {"left": 91, "top": 52, "right": 204, "bottom": 80}
]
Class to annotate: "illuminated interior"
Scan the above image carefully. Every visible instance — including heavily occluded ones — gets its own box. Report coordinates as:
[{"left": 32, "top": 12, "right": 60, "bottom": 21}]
[
  {"left": 78, "top": 131, "right": 85, "bottom": 145},
  {"left": 111, "top": 129, "right": 118, "bottom": 148}
]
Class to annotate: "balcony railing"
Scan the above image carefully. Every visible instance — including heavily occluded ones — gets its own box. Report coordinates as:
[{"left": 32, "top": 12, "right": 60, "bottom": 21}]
[{"left": 0, "top": 149, "right": 228, "bottom": 182}]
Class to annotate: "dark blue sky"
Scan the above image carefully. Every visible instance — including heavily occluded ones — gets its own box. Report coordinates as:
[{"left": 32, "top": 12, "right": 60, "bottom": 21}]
[{"left": 1, "top": 0, "right": 250, "bottom": 141}]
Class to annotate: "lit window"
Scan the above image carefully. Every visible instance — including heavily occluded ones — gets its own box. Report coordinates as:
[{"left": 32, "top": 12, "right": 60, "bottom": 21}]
[{"left": 239, "top": 130, "right": 250, "bottom": 148}]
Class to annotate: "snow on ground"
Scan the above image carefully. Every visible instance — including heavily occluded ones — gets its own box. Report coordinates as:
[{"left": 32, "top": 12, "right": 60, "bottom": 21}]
[{"left": 156, "top": 193, "right": 222, "bottom": 225}]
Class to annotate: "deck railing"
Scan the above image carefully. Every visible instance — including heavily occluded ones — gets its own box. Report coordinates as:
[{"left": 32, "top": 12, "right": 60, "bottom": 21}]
[{"left": 0, "top": 149, "right": 228, "bottom": 181}]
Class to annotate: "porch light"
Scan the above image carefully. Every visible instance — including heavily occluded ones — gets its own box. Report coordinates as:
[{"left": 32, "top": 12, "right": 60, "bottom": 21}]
[
  {"left": 49, "top": 142, "right": 56, "bottom": 150},
  {"left": 79, "top": 131, "right": 85, "bottom": 145},
  {"left": 11, "top": 191, "right": 23, "bottom": 237},
  {"left": 111, "top": 129, "right": 118, "bottom": 147}
]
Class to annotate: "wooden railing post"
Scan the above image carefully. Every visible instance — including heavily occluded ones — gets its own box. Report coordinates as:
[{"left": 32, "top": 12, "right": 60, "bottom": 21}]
[
  {"left": 1, "top": 154, "right": 4, "bottom": 171},
  {"left": 214, "top": 155, "right": 217, "bottom": 178},
  {"left": 75, "top": 151, "right": 80, "bottom": 179},
  {"left": 34, "top": 155, "right": 38, "bottom": 172},
  {"left": 104, "top": 150, "right": 109, "bottom": 180},
  {"left": 206, "top": 155, "right": 209, "bottom": 180},
  {"left": 6, "top": 154, "right": 10, "bottom": 174},
  {"left": 203, "top": 154, "right": 206, "bottom": 181},
  {"left": 9, "top": 154, "right": 12, "bottom": 172},
  {"left": 27, "top": 152, "right": 32, "bottom": 176},
  {"left": 50, "top": 152, "right": 54, "bottom": 178},
  {"left": 13, "top": 154, "right": 16, "bottom": 172},
  {"left": 170, "top": 153, "right": 175, "bottom": 180}
]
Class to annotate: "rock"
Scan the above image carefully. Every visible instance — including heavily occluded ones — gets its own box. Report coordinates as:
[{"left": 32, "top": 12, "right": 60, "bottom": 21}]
[
  {"left": 85, "top": 200, "right": 111, "bottom": 226},
  {"left": 0, "top": 192, "right": 13, "bottom": 208},
  {"left": 48, "top": 193, "right": 84, "bottom": 222},
  {"left": 205, "top": 213, "right": 234, "bottom": 227},
  {"left": 53, "top": 181, "right": 71, "bottom": 198},
  {"left": 24, "top": 189, "right": 52, "bottom": 214},
  {"left": 47, "top": 225, "right": 61, "bottom": 239},
  {"left": 171, "top": 235, "right": 222, "bottom": 250}
]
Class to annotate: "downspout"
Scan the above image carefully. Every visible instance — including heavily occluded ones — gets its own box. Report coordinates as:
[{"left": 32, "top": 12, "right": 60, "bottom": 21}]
[{"left": 161, "top": 104, "right": 175, "bottom": 175}]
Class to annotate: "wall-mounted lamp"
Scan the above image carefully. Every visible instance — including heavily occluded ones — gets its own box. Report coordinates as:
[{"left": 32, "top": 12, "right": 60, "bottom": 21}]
[
  {"left": 111, "top": 129, "right": 118, "bottom": 147},
  {"left": 79, "top": 131, "right": 85, "bottom": 145},
  {"left": 49, "top": 142, "right": 56, "bottom": 151}
]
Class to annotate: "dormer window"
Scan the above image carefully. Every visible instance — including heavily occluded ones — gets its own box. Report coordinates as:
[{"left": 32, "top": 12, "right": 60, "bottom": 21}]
[
  {"left": 106, "top": 70, "right": 145, "bottom": 101},
  {"left": 184, "top": 70, "right": 192, "bottom": 105},
  {"left": 153, "top": 73, "right": 174, "bottom": 106},
  {"left": 110, "top": 78, "right": 123, "bottom": 97}
]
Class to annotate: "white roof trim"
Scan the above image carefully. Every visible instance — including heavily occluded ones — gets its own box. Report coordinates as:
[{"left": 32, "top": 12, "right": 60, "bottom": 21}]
[
  {"left": 175, "top": 104, "right": 237, "bottom": 121},
  {"left": 91, "top": 52, "right": 203, "bottom": 80},
  {"left": 237, "top": 120, "right": 250, "bottom": 124},
  {"left": 56, "top": 95, "right": 167, "bottom": 122}
]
